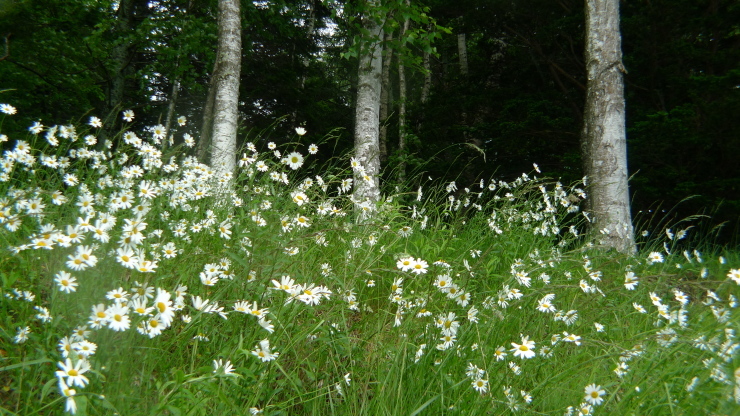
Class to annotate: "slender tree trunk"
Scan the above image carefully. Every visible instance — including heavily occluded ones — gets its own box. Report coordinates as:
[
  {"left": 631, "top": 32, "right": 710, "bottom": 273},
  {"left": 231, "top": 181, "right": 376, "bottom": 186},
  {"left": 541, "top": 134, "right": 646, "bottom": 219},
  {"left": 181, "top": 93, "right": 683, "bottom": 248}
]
[
  {"left": 417, "top": 33, "right": 432, "bottom": 133},
  {"left": 457, "top": 32, "right": 468, "bottom": 77},
  {"left": 421, "top": 46, "right": 431, "bottom": 105},
  {"left": 397, "top": 8, "right": 410, "bottom": 184},
  {"left": 457, "top": 29, "right": 469, "bottom": 130},
  {"left": 292, "top": 0, "right": 316, "bottom": 126},
  {"left": 98, "top": 0, "right": 138, "bottom": 148},
  {"left": 209, "top": 0, "right": 242, "bottom": 179},
  {"left": 581, "top": 0, "right": 635, "bottom": 253},
  {"left": 379, "top": 31, "right": 393, "bottom": 165},
  {"left": 163, "top": 79, "right": 180, "bottom": 149},
  {"left": 353, "top": 1, "right": 384, "bottom": 208},
  {"left": 197, "top": 59, "right": 218, "bottom": 163},
  {"left": 302, "top": 0, "right": 316, "bottom": 85}
]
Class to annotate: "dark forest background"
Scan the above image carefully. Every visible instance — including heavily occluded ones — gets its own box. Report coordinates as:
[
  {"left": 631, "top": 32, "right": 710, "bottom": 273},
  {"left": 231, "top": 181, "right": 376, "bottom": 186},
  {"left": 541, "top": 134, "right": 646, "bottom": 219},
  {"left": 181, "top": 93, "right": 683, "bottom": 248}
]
[{"left": 1, "top": 0, "right": 738, "bottom": 244}]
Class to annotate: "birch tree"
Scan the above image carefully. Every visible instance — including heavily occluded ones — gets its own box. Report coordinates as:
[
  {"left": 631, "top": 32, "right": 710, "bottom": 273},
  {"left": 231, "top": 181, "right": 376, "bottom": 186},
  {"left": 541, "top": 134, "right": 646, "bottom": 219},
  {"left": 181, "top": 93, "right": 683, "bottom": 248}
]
[
  {"left": 352, "top": 0, "right": 384, "bottom": 207},
  {"left": 457, "top": 32, "right": 468, "bottom": 77},
  {"left": 205, "top": 0, "right": 242, "bottom": 180},
  {"left": 581, "top": 0, "right": 635, "bottom": 253}
]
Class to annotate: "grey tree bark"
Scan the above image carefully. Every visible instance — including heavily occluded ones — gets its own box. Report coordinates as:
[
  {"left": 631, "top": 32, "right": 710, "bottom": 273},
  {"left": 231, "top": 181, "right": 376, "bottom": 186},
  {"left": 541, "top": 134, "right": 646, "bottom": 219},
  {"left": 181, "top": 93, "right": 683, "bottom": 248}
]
[
  {"left": 581, "top": 0, "right": 635, "bottom": 253},
  {"left": 353, "top": 2, "right": 384, "bottom": 207},
  {"left": 457, "top": 32, "right": 468, "bottom": 77},
  {"left": 163, "top": 79, "right": 180, "bottom": 149},
  {"left": 209, "top": 0, "right": 242, "bottom": 179}
]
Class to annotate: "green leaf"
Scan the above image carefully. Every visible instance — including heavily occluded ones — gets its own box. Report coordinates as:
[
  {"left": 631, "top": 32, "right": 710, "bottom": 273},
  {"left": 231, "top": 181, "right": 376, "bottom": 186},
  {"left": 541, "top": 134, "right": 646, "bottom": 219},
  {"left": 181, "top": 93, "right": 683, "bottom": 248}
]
[
  {"left": 0, "top": 358, "right": 53, "bottom": 372},
  {"left": 409, "top": 395, "right": 439, "bottom": 416},
  {"left": 40, "top": 377, "right": 57, "bottom": 401},
  {"left": 166, "top": 405, "right": 183, "bottom": 416}
]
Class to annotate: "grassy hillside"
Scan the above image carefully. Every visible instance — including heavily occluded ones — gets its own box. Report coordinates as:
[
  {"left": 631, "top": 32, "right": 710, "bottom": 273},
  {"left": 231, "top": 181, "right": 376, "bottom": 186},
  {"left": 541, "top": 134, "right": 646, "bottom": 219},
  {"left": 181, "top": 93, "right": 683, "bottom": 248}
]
[{"left": 1, "top": 105, "right": 738, "bottom": 415}]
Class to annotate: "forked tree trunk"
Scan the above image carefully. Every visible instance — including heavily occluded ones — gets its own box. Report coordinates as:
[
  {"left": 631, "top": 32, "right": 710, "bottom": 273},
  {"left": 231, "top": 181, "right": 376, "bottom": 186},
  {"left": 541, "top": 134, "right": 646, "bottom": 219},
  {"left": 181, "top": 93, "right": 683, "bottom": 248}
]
[
  {"left": 353, "top": 1, "right": 384, "bottom": 207},
  {"left": 209, "top": 0, "right": 242, "bottom": 179},
  {"left": 581, "top": 0, "right": 635, "bottom": 253}
]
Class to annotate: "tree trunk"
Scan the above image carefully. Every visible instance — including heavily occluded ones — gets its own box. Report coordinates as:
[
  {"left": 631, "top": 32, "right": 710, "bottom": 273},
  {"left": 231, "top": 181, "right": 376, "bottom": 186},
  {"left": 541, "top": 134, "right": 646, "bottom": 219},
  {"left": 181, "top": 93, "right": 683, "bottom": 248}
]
[
  {"left": 397, "top": 9, "right": 410, "bottom": 184},
  {"left": 421, "top": 45, "right": 431, "bottom": 105},
  {"left": 197, "top": 58, "right": 218, "bottom": 163},
  {"left": 417, "top": 32, "right": 431, "bottom": 133},
  {"left": 107, "top": 0, "right": 135, "bottom": 116},
  {"left": 98, "top": 0, "right": 138, "bottom": 148},
  {"left": 292, "top": 0, "right": 316, "bottom": 126},
  {"left": 581, "top": 0, "right": 635, "bottom": 253},
  {"left": 209, "top": 0, "right": 242, "bottom": 179},
  {"left": 457, "top": 32, "right": 468, "bottom": 77},
  {"left": 379, "top": 31, "right": 393, "bottom": 165},
  {"left": 163, "top": 79, "right": 180, "bottom": 149},
  {"left": 353, "top": 2, "right": 384, "bottom": 207}
]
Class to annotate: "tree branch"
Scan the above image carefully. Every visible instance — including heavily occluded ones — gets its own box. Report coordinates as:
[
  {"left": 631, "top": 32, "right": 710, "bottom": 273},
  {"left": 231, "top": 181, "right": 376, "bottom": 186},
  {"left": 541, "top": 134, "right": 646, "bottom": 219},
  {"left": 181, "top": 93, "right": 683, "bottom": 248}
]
[
  {"left": 0, "top": 33, "right": 10, "bottom": 62},
  {"left": 6, "top": 59, "right": 64, "bottom": 91}
]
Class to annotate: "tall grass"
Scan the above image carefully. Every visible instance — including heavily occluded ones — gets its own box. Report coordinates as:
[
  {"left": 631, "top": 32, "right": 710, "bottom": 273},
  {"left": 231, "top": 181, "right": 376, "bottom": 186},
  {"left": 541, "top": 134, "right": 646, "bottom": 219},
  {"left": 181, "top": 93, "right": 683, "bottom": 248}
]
[{"left": 0, "top": 104, "right": 738, "bottom": 415}]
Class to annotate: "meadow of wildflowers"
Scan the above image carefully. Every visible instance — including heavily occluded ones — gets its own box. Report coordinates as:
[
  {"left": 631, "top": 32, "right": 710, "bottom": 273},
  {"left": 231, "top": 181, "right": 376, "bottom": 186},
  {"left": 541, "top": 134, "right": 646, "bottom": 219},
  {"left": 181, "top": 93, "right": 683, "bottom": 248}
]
[{"left": 1, "top": 103, "right": 738, "bottom": 415}]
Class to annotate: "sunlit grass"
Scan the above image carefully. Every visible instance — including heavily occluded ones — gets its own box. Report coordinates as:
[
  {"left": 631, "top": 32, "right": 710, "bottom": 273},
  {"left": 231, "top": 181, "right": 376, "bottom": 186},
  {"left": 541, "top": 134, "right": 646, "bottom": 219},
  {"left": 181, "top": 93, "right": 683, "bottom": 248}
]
[{"left": 1, "top": 104, "right": 738, "bottom": 415}]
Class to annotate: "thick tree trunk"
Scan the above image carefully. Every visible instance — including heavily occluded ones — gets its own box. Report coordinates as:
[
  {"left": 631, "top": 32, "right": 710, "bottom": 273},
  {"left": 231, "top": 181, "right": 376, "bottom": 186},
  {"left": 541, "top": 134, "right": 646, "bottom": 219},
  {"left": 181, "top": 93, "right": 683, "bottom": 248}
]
[
  {"left": 353, "top": 2, "right": 384, "bottom": 207},
  {"left": 107, "top": 0, "right": 135, "bottom": 116},
  {"left": 209, "top": 0, "right": 242, "bottom": 179},
  {"left": 581, "top": 0, "right": 635, "bottom": 253},
  {"left": 379, "top": 31, "right": 393, "bottom": 165}
]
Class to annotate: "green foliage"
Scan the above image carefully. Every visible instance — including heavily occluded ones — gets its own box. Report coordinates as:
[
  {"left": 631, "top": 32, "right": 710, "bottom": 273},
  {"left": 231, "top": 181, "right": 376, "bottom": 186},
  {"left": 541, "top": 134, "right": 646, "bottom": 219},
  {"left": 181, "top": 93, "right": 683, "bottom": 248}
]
[{"left": 338, "top": 0, "right": 449, "bottom": 70}]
